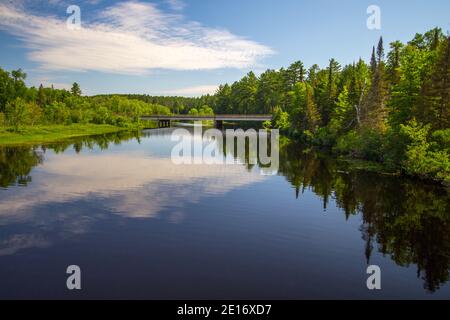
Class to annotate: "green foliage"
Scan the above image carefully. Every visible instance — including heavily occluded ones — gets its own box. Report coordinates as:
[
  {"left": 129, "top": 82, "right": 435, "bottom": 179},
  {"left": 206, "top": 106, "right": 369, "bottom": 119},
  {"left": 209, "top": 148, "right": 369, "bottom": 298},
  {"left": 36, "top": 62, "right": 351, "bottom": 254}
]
[
  {"left": 271, "top": 107, "right": 290, "bottom": 131},
  {"left": 70, "top": 82, "right": 82, "bottom": 96},
  {"left": 93, "top": 106, "right": 110, "bottom": 124},
  {"left": 198, "top": 105, "right": 214, "bottom": 115},
  {"left": 44, "top": 102, "right": 71, "bottom": 124},
  {"left": 431, "top": 129, "right": 450, "bottom": 150},
  {"left": 5, "top": 98, "right": 30, "bottom": 131},
  {"left": 288, "top": 82, "right": 321, "bottom": 135},
  {"left": 186, "top": 105, "right": 214, "bottom": 116},
  {"left": 335, "top": 129, "right": 383, "bottom": 161},
  {"left": 262, "top": 120, "right": 272, "bottom": 129},
  {"left": 0, "top": 124, "right": 127, "bottom": 146},
  {"left": 188, "top": 108, "right": 198, "bottom": 115},
  {"left": 0, "top": 67, "right": 173, "bottom": 133},
  {"left": 0, "top": 28, "right": 448, "bottom": 184},
  {"left": 399, "top": 119, "right": 449, "bottom": 184},
  {"left": 196, "top": 29, "right": 449, "bottom": 184}
]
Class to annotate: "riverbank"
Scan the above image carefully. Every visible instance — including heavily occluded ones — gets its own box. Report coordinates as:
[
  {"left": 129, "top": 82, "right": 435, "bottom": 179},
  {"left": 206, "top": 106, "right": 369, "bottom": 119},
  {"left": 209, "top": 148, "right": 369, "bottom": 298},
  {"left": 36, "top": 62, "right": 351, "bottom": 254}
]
[
  {"left": 339, "top": 155, "right": 449, "bottom": 188},
  {"left": 282, "top": 135, "right": 449, "bottom": 188},
  {"left": 0, "top": 124, "right": 130, "bottom": 146}
]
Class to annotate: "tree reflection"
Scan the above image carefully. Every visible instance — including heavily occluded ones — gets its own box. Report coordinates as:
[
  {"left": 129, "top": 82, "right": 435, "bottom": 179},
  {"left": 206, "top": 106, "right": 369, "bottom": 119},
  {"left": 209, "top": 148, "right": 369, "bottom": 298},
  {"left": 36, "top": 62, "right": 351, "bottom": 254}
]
[
  {"left": 0, "top": 147, "right": 43, "bottom": 187},
  {"left": 0, "top": 132, "right": 448, "bottom": 292},
  {"left": 0, "top": 131, "right": 141, "bottom": 187},
  {"left": 279, "top": 141, "right": 450, "bottom": 293}
]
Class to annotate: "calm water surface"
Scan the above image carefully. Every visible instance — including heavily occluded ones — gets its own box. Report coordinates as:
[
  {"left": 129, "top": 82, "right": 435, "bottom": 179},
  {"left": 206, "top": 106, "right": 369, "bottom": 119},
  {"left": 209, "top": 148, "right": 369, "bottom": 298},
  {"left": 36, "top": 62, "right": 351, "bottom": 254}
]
[{"left": 0, "top": 127, "right": 449, "bottom": 299}]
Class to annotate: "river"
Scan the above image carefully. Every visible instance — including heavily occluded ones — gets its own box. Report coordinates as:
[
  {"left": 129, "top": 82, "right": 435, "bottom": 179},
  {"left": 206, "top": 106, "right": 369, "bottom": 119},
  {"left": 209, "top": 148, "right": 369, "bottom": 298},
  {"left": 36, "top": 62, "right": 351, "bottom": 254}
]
[{"left": 0, "top": 126, "right": 449, "bottom": 299}]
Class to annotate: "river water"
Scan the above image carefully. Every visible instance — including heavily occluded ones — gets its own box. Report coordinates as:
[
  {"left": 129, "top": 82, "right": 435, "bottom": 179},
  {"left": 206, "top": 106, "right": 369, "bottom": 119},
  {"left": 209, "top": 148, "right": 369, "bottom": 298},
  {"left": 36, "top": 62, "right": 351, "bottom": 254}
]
[{"left": 0, "top": 126, "right": 449, "bottom": 299}]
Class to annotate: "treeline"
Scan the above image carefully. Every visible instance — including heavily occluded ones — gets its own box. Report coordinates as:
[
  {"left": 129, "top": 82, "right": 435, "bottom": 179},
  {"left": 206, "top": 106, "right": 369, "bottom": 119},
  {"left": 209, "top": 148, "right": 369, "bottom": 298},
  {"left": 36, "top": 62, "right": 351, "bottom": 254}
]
[
  {"left": 207, "top": 28, "right": 450, "bottom": 185},
  {"left": 0, "top": 70, "right": 171, "bottom": 131},
  {"left": 94, "top": 94, "right": 215, "bottom": 115}
]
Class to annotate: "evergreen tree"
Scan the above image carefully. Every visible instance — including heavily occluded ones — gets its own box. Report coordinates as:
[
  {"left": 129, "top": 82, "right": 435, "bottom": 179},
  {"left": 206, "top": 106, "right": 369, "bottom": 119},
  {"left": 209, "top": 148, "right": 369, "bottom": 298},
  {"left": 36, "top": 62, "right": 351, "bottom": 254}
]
[
  {"left": 370, "top": 46, "right": 377, "bottom": 74},
  {"left": 417, "top": 36, "right": 450, "bottom": 129},
  {"left": 37, "top": 84, "right": 46, "bottom": 108},
  {"left": 71, "top": 82, "right": 82, "bottom": 96},
  {"left": 362, "top": 37, "right": 387, "bottom": 131},
  {"left": 320, "top": 58, "right": 341, "bottom": 126},
  {"left": 387, "top": 41, "right": 403, "bottom": 86}
]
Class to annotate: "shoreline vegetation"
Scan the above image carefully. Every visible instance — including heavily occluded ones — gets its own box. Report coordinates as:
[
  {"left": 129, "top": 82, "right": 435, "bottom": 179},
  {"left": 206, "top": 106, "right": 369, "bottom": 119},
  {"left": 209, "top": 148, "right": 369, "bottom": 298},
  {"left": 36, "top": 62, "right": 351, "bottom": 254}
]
[
  {"left": 0, "top": 124, "right": 130, "bottom": 146},
  {"left": 0, "top": 27, "right": 448, "bottom": 186}
]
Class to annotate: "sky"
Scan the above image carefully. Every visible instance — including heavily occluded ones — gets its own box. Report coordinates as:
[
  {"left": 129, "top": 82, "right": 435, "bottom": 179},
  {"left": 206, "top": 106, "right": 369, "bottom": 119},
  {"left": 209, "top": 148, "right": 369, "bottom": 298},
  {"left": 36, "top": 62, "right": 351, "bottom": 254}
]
[{"left": 0, "top": 0, "right": 449, "bottom": 96}]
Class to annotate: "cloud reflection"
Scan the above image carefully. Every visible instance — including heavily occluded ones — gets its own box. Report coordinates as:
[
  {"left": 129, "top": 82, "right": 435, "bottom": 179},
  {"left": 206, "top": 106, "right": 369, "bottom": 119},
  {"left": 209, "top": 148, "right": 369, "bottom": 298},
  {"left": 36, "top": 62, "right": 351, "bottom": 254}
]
[{"left": 0, "top": 149, "right": 265, "bottom": 255}]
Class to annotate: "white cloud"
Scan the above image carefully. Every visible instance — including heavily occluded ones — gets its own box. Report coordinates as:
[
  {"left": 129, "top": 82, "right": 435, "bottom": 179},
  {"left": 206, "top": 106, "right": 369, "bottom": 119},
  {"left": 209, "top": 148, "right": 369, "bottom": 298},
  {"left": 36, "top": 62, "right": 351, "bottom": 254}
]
[
  {"left": 0, "top": 1, "right": 273, "bottom": 74},
  {"left": 0, "top": 152, "right": 266, "bottom": 222},
  {"left": 162, "top": 84, "right": 219, "bottom": 96}
]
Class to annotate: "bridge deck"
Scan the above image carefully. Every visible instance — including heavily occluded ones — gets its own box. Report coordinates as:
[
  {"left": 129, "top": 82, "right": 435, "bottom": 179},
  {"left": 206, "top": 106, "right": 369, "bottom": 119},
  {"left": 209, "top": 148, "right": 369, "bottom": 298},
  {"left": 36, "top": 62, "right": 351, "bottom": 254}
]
[{"left": 141, "top": 114, "right": 272, "bottom": 121}]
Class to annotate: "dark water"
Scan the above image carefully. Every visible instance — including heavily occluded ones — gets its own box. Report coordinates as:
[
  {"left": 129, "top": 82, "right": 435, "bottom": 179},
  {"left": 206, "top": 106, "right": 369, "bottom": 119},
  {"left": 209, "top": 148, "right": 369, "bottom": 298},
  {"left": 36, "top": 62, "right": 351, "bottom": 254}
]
[{"left": 0, "top": 127, "right": 449, "bottom": 299}]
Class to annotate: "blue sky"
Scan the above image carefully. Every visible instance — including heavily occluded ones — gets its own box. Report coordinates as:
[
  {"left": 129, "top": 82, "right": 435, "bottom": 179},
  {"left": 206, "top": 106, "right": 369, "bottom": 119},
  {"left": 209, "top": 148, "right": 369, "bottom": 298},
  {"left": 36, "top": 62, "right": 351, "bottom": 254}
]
[{"left": 0, "top": 0, "right": 449, "bottom": 96}]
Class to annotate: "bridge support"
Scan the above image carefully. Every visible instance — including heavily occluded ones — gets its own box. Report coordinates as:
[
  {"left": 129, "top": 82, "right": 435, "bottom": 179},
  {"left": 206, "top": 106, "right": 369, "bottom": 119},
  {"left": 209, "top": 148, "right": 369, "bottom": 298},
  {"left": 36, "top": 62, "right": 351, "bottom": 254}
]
[
  {"left": 158, "top": 120, "right": 171, "bottom": 128},
  {"left": 215, "top": 120, "right": 223, "bottom": 129}
]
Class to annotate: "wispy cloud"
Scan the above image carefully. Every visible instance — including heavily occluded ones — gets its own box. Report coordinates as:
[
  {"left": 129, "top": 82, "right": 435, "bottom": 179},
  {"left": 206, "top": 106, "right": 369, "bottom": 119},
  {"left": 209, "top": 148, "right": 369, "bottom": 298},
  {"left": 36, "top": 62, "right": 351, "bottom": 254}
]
[
  {"left": 0, "top": 1, "right": 273, "bottom": 75},
  {"left": 162, "top": 84, "right": 219, "bottom": 96}
]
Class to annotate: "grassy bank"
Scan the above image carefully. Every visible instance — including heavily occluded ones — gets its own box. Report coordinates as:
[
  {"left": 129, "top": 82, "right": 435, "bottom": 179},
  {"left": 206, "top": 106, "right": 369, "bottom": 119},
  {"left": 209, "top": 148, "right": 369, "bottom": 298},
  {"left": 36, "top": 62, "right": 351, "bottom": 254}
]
[{"left": 0, "top": 124, "right": 130, "bottom": 146}]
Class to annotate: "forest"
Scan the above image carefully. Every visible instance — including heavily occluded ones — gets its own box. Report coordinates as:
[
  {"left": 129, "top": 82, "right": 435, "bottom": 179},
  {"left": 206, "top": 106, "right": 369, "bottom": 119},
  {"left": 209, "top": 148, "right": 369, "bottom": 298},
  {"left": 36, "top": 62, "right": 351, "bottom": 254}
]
[
  {"left": 0, "top": 72, "right": 172, "bottom": 130},
  {"left": 0, "top": 28, "right": 448, "bottom": 184},
  {"left": 208, "top": 28, "right": 449, "bottom": 185}
]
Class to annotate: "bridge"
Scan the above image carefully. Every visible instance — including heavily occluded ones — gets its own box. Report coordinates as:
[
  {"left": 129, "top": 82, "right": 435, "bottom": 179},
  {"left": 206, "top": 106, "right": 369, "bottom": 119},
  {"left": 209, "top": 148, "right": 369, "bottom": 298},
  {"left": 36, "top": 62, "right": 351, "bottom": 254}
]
[{"left": 141, "top": 114, "right": 273, "bottom": 128}]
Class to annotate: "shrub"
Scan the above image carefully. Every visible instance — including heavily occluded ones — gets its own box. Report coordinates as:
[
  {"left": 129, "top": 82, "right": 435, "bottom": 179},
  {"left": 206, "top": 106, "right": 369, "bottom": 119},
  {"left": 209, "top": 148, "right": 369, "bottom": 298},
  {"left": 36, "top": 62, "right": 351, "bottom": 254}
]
[
  {"left": 5, "top": 97, "right": 30, "bottom": 131},
  {"left": 26, "top": 102, "right": 43, "bottom": 126},
  {"left": 272, "top": 108, "right": 290, "bottom": 131},
  {"left": 188, "top": 108, "right": 199, "bottom": 115},
  {"left": 111, "top": 115, "right": 129, "bottom": 127},
  {"left": 335, "top": 129, "right": 383, "bottom": 161},
  {"left": 314, "top": 126, "right": 337, "bottom": 147},
  {"left": 262, "top": 120, "right": 272, "bottom": 129},
  {"left": 198, "top": 105, "right": 214, "bottom": 115},
  {"left": 399, "top": 119, "right": 450, "bottom": 184},
  {"left": 92, "top": 106, "right": 110, "bottom": 124},
  {"left": 431, "top": 129, "right": 450, "bottom": 150},
  {"left": 44, "top": 102, "right": 71, "bottom": 124}
]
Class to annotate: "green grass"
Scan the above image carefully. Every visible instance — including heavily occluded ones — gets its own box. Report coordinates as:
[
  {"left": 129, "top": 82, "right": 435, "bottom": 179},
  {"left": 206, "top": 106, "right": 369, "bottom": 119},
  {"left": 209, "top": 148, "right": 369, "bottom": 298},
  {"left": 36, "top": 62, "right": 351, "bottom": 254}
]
[{"left": 0, "top": 124, "right": 129, "bottom": 146}]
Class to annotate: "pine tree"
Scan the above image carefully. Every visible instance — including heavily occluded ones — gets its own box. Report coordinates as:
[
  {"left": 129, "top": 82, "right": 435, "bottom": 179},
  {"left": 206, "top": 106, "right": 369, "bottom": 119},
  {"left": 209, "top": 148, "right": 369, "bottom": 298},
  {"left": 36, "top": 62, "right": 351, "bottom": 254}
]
[
  {"left": 71, "top": 82, "right": 82, "bottom": 96},
  {"left": 370, "top": 46, "right": 377, "bottom": 74},
  {"left": 362, "top": 38, "right": 387, "bottom": 131},
  {"left": 304, "top": 83, "right": 321, "bottom": 132},
  {"left": 307, "top": 64, "right": 320, "bottom": 87},
  {"left": 320, "top": 58, "right": 341, "bottom": 125},
  {"left": 377, "top": 37, "right": 384, "bottom": 64},
  {"left": 387, "top": 41, "right": 403, "bottom": 86},
  {"left": 418, "top": 36, "right": 450, "bottom": 129},
  {"left": 290, "top": 82, "right": 320, "bottom": 133},
  {"left": 37, "top": 84, "right": 46, "bottom": 108}
]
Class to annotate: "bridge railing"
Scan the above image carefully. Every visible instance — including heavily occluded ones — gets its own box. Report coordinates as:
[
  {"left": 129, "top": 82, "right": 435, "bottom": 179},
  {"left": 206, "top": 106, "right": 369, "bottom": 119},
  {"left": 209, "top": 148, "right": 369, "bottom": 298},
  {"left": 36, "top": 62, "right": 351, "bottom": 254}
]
[{"left": 141, "top": 114, "right": 272, "bottom": 120}]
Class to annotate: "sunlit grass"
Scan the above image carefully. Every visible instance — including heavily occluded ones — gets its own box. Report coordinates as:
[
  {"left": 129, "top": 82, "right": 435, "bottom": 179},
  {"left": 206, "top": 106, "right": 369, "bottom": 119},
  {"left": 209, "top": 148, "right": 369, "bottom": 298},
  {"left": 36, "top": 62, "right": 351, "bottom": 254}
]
[{"left": 0, "top": 124, "right": 128, "bottom": 146}]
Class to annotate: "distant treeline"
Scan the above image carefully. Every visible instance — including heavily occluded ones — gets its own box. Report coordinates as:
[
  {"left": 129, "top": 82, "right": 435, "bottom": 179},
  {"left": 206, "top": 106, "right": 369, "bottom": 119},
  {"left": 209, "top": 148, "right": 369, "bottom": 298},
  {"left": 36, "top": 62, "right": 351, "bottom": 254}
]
[
  {"left": 94, "top": 94, "right": 215, "bottom": 116},
  {"left": 0, "top": 73, "right": 172, "bottom": 131}
]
